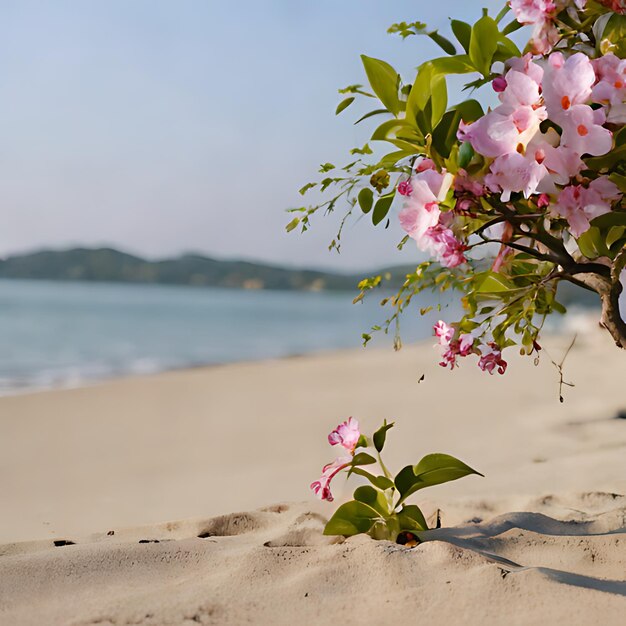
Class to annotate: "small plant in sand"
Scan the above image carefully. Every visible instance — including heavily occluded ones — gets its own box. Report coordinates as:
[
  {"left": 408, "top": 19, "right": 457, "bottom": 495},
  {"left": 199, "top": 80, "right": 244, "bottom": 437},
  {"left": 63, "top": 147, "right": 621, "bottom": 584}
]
[
  {"left": 289, "top": 1, "right": 626, "bottom": 373},
  {"left": 311, "top": 418, "right": 482, "bottom": 542}
]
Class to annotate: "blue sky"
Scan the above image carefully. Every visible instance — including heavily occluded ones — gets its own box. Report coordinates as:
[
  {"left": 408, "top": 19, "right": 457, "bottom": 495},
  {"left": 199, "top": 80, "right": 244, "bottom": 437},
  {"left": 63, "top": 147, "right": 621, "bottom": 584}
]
[{"left": 1, "top": 0, "right": 505, "bottom": 270}]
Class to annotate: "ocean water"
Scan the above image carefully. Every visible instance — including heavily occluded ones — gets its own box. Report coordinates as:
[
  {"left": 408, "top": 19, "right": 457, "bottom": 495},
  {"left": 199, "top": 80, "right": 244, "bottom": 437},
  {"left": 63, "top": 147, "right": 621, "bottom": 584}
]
[{"left": 0, "top": 279, "right": 457, "bottom": 394}]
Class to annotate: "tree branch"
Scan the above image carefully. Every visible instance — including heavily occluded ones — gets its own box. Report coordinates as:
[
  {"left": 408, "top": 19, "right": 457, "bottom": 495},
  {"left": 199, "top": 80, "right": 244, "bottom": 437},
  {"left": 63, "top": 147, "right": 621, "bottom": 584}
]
[{"left": 564, "top": 247, "right": 626, "bottom": 349}]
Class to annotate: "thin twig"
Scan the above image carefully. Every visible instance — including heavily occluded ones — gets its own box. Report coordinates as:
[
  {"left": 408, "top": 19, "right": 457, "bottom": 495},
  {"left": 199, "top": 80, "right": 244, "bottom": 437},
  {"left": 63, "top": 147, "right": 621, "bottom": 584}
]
[{"left": 542, "top": 334, "right": 577, "bottom": 403}]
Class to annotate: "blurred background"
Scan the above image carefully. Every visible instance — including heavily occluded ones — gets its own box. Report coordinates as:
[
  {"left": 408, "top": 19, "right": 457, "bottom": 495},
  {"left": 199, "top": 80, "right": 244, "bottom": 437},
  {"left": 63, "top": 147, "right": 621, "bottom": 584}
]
[{"left": 0, "top": 0, "right": 595, "bottom": 393}]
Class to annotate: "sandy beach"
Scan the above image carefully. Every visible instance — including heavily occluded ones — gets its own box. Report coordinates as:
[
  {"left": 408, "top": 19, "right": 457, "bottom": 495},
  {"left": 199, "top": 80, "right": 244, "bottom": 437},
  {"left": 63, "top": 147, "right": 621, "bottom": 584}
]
[{"left": 1, "top": 328, "right": 625, "bottom": 624}]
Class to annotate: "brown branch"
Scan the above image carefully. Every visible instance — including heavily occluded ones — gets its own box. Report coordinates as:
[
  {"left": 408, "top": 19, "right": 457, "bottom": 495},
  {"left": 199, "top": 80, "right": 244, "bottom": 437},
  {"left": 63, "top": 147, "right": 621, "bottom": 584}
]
[{"left": 563, "top": 247, "right": 626, "bottom": 349}]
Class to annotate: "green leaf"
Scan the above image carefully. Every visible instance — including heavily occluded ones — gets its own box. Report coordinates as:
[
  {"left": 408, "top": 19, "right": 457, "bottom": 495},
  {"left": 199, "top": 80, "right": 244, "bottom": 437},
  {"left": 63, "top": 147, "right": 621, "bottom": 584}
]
[
  {"left": 469, "top": 15, "right": 499, "bottom": 76},
  {"left": 428, "top": 31, "right": 456, "bottom": 55},
  {"left": 609, "top": 172, "right": 626, "bottom": 194},
  {"left": 477, "top": 272, "right": 516, "bottom": 293},
  {"left": 394, "top": 464, "right": 419, "bottom": 497},
  {"left": 323, "top": 500, "right": 381, "bottom": 536},
  {"left": 394, "top": 454, "right": 483, "bottom": 505},
  {"left": 285, "top": 217, "right": 300, "bottom": 233},
  {"left": 360, "top": 55, "right": 402, "bottom": 116},
  {"left": 591, "top": 211, "right": 626, "bottom": 229},
  {"left": 298, "top": 182, "right": 316, "bottom": 195},
  {"left": 358, "top": 187, "right": 374, "bottom": 214},
  {"left": 371, "top": 118, "right": 416, "bottom": 142},
  {"left": 351, "top": 452, "right": 377, "bottom": 466},
  {"left": 428, "top": 55, "right": 475, "bottom": 75},
  {"left": 350, "top": 467, "right": 395, "bottom": 491},
  {"left": 602, "top": 14, "right": 626, "bottom": 57},
  {"left": 585, "top": 145, "right": 626, "bottom": 171},
  {"left": 501, "top": 19, "right": 523, "bottom": 36},
  {"left": 432, "top": 109, "right": 462, "bottom": 159},
  {"left": 413, "top": 453, "right": 484, "bottom": 485},
  {"left": 451, "top": 98, "right": 484, "bottom": 123},
  {"left": 450, "top": 20, "right": 471, "bottom": 53},
  {"left": 607, "top": 225, "right": 626, "bottom": 247},
  {"left": 379, "top": 149, "right": 417, "bottom": 168},
  {"left": 372, "top": 192, "right": 395, "bottom": 226},
  {"left": 458, "top": 141, "right": 475, "bottom": 169},
  {"left": 335, "top": 96, "right": 355, "bottom": 115},
  {"left": 577, "top": 227, "right": 610, "bottom": 259},
  {"left": 495, "top": 36, "right": 521, "bottom": 59},
  {"left": 351, "top": 144, "right": 373, "bottom": 157},
  {"left": 397, "top": 505, "right": 428, "bottom": 532},
  {"left": 354, "top": 486, "right": 390, "bottom": 516},
  {"left": 593, "top": 12, "right": 614, "bottom": 46},
  {"left": 354, "top": 108, "right": 390, "bottom": 125},
  {"left": 373, "top": 420, "right": 395, "bottom": 453},
  {"left": 430, "top": 73, "right": 448, "bottom": 128},
  {"left": 406, "top": 63, "right": 449, "bottom": 134},
  {"left": 495, "top": 5, "right": 511, "bottom": 24}
]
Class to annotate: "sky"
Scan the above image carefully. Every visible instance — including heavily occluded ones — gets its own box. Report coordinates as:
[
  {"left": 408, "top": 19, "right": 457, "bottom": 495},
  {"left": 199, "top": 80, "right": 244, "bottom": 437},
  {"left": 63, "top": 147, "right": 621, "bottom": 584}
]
[{"left": 1, "top": 0, "right": 505, "bottom": 271}]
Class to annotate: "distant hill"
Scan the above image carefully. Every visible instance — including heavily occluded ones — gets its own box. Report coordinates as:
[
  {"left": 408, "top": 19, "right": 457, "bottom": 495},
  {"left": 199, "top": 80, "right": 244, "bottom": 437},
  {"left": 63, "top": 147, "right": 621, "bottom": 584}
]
[
  {"left": 0, "top": 247, "right": 413, "bottom": 292},
  {"left": 0, "top": 247, "right": 602, "bottom": 307}
]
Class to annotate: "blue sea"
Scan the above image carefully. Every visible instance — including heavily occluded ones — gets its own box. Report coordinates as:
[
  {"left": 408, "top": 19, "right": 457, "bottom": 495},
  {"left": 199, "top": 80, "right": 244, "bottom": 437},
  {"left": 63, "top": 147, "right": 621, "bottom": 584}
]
[{"left": 0, "top": 279, "right": 460, "bottom": 394}]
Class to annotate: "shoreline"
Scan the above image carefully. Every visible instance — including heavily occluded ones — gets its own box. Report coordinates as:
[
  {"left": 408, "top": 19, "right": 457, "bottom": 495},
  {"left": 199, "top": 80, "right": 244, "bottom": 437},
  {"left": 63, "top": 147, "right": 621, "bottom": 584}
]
[
  {"left": 0, "top": 307, "right": 602, "bottom": 398},
  {"left": 0, "top": 342, "right": 391, "bottom": 399}
]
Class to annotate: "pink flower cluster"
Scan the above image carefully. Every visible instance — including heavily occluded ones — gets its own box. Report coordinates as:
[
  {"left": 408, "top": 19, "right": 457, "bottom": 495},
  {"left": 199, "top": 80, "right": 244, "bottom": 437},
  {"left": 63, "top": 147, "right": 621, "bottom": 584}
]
[
  {"left": 310, "top": 417, "right": 360, "bottom": 501},
  {"left": 398, "top": 158, "right": 467, "bottom": 267},
  {"left": 434, "top": 320, "right": 475, "bottom": 369},
  {"left": 434, "top": 321, "right": 507, "bottom": 374},
  {"left": 509, "top": 1, "right": 587, "bottom": 54},
  {"left": 592, "top": 53, "right": 626, "bottom": 124},
  {"left": 458, "top": 51, "right": 623, "bottom": 238}
]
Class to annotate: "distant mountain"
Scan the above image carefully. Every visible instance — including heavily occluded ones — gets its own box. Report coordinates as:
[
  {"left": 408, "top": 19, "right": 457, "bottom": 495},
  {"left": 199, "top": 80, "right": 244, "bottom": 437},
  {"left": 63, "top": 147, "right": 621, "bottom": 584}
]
[
  {"left": 0, "top": 247, "right": 413, "bottom": 292},
  {"left": 0, "top": 247, "right": 602, "bottom": 307}
]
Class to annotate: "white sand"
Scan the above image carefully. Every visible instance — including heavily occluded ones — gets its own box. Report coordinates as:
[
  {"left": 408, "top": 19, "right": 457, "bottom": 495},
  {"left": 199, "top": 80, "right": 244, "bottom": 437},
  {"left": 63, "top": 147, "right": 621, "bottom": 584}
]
[{"left": 0, "top": 328, "right": 625, "bottom": 624}]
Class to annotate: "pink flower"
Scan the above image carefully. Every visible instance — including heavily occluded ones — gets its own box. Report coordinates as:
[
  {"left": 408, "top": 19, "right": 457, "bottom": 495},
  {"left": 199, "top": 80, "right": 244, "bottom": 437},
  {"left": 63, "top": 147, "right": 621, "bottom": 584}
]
[
  {"left": 434, "top": 324, "right": 474, "bottom": 369},
  {"left": 559, "top": 105, "right": 612, "bottom": 157},
  {"left": 439, "top": 345, "right": 459, "bottom": 370},
  {"left": 507, "top": 53, "right": 544, "bottom": 85},
  {"left": 537, "top": 193, "right": 551, "bottom": 208},
  {"left": 530, "top": 20, "right": 559, "bottom": 54},
  {"left": 458, "top": 333, "right": 475, "bottom": 356},
  {"left": 498, "top": 69, "right": 542, "bottom": 107},
  {"left": 415, "top": 157, "right": 436, "bottom": 172},
  {"left": 510, "top": 3, "right": 586, "bottom": 54},
  {"left": 434, "top": 320, "right": 454, "bottom": 346},
  {"left": 491, "top": 222, "right": 514, "bottom": 272},
  {"left": 552, "top": 177, "right": 621, "bottom": 237},
  {"left": 478, "top": 343, "right": 507, "bottom": 375},
  {"left": 485, "top": 152, "right": 546, "bottom": 201},
  {"left": 509, "top": 0, "right": 559, "bottom": 53},
  {"left": 458, "top": 104, "right": 546, "bottom": 159},
  {"left": 328, "top": 417, "right": 361, "bottom": 453},
  {"left": 397, "top": 180, "right": 413, "bottom": 196},
  {"left": 310, "top": 456, "right": 352, "bottom": 502},
  {"left": 543, "top": 53, "right": 596, "bottom": 122},
  {"left": 592, "top": 53, "right": 626, "bottom": 124},
  {"left": 597, "top": 0, "right": 625, "bottom": 12},
  {"left": 509, "top": 0, "right": 556, "bottom": 24},
  {"left": 399, "top": 196, "right": 440, "bottom": 242},
  {"left": 312, "top": 417, "right": 362, "bottom": 502},
  {"left": 553, "top": 185, "right": 592, "bottom": 236},
  {"left": 529, "top": 139, "right": 584, "bottom": 187},
  {"left": 424, "top": 225, "right": 467, "bottom": 268},
  {"left": 399, "top": 168, "right": 454, "bottom": 251},
  {"left": 454, "top": 169, "right": 485, "bottom": 197}
]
